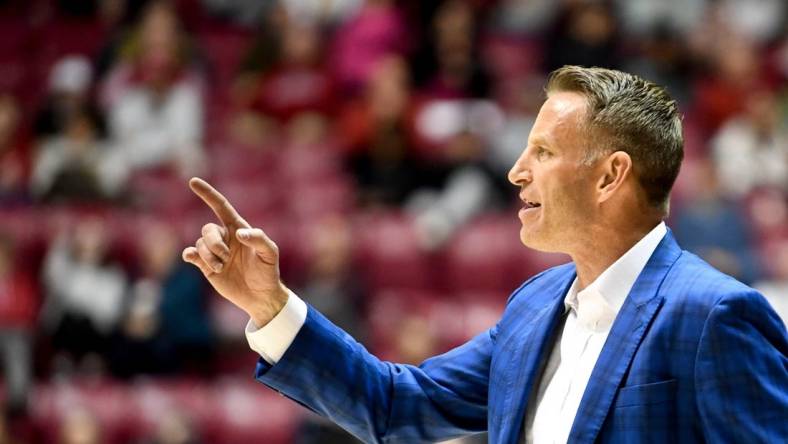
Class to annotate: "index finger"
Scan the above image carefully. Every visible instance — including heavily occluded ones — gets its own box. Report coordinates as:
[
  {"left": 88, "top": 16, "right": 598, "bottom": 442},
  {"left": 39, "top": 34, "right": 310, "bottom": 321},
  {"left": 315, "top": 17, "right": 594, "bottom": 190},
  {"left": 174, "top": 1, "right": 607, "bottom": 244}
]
[{"left": 189, "top": 177, "right": 250, "bottom": 228}]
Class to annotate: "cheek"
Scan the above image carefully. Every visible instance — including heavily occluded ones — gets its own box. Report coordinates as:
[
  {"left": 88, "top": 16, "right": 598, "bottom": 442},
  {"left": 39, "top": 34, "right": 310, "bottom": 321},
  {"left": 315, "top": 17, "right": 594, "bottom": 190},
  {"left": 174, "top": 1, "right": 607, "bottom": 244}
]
[
  {"left": 565, "top": 176, "right": 596, "bottom": 214},
  {"left": 547, "top": 172, "right": 593, "bottom": 219}
]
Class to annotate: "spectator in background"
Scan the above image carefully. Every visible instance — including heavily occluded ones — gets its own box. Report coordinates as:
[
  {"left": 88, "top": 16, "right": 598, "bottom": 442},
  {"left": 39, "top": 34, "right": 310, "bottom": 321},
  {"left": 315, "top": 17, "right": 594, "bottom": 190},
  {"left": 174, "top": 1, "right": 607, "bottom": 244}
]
[
  {"left": 406, "top": 129, "right": 501, "bottom": 250},
  {"left": 0, "top": 235, "right": 38, "bottom": 414},
  {"left": 544, "top": 1, "right": 621, "bottom": 72},
  {"left": 33, "top": 55, "right": 104, "bottom": 142},
  {"left": 674, "top": 160, "right": 762, "bottom": 284},
  {"left": 93, "top": 0, "right": 155, "bottom": 81},
  {"left": 228, "top": 13, "right": 334, "bottom": 147},
  {"left": 30, "top": 108, "right": 120, "bottom": 202},
  {"left": 405, "top": 1, "right": 507, "bottom": 250},
  {"left": 100, "top": 0, "right": 205, "bottom": 182},
  {"left": 692, "top": 34, "right": 762, "bottom": 136},
  {"left": 413, "top": 0, "right": 490, "bottom": 99},
  {"left": 403, "top": 0, "right": 512, "bottom": 248},
  {"left": 341, "top": 55, "right": 421, "bottom": 207},
  {"left": 112, "top": 221, "right": 213, "bottom": 377},
  {"left": 624, "top": 25, "right": 695, "bottom": 106},
  {"left": 30, "top": 56, "right": 124, "bottom": 201},
  {"left": 41, "top": 217, "right": 127, "bottom": 376},
  {"left": 296, "top": 215, "right": 364, "bottom": 340},
  {"left": 143, "top": 222, "right": 214, "bottom": 375},
  {"left": 331, "top": 0, "right": 407, "bottom": 94},
  {"left": 0, "top": 94, "right": 29, "bottom": 205},
  {"left": 252, "top": 20, "right": 334, "bottom": 124},
  {"left": 711, "top": 90, "right": 788, "bottom": 198}
]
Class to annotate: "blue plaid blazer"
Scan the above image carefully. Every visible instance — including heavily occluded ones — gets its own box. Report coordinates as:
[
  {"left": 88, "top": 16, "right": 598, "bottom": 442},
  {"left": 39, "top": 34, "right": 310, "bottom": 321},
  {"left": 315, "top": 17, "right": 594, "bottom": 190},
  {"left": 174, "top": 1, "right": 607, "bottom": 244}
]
[{"left": 255, "top": 230, "right": 788, "bottom": 443}]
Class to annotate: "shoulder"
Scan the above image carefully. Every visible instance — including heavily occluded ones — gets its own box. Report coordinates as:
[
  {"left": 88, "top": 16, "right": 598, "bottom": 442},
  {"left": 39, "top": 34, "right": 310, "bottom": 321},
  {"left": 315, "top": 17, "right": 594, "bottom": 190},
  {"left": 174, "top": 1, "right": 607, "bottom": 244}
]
[
  {"left": 663, "top": 250, "right": 752, "bottom": 303},
  {"left": 662, "top": 250, "right": 785, "bottom": 334}
]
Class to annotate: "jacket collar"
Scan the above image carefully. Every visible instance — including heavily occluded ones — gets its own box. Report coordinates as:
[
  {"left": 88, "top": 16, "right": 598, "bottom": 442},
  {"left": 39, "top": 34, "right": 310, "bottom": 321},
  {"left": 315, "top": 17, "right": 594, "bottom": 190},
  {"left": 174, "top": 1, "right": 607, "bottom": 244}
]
[
  {"left": 566, "top": 229, "right": 682, "bottom": 443},
  {"left": 497, "top": 228, "right": 682, "bottom": 444}
]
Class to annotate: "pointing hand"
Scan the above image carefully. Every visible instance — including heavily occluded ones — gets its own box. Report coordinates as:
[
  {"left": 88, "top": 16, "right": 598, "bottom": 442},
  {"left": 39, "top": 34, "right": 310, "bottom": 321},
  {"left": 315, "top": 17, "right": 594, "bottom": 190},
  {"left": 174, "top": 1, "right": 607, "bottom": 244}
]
[{"left": 182, "top": 177, "right": 288, "bottom": 326}]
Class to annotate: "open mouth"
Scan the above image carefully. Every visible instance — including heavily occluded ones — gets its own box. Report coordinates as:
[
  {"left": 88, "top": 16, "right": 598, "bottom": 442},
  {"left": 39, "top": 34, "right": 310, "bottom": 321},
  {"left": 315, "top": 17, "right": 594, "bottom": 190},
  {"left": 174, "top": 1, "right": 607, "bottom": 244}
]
[{"left": 523, "top": 201, "right": 541, "bottom": 209}]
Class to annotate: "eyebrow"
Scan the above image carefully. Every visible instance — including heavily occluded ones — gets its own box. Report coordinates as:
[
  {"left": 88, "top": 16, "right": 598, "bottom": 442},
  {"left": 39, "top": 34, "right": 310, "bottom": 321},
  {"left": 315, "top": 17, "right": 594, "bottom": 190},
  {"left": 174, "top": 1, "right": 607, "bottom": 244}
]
[{"left": 529, "top": 135, "right": 551, "bottom": 149}]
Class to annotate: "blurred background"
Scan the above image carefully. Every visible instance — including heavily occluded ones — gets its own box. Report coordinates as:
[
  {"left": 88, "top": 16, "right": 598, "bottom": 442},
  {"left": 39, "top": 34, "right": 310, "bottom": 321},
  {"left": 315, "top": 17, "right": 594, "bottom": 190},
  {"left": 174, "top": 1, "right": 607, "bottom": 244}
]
[{"left": 0, "top": 0, "right": 786, "bottom": 442}]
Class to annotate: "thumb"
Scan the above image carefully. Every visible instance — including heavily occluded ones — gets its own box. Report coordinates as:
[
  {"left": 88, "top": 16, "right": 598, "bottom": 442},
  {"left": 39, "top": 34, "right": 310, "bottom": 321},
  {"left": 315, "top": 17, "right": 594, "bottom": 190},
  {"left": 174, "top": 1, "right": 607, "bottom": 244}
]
[{"left": 236, "top": 228, "right": 278, "bottom": 263}]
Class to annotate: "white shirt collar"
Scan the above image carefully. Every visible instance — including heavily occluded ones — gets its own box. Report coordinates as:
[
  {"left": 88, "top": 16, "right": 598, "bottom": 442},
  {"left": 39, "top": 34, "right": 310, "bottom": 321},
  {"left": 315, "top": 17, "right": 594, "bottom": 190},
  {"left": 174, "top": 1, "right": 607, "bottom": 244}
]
[{"left": 564, "top": 222, "right": 668, "bottom": 331}]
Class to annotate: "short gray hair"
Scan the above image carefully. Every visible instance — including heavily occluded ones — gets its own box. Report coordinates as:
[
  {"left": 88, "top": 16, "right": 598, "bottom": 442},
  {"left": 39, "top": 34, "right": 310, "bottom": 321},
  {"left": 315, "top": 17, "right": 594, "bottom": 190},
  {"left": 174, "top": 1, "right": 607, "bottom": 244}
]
[{"left": 545, "top": 65, "right": 683, "bottom": 211}]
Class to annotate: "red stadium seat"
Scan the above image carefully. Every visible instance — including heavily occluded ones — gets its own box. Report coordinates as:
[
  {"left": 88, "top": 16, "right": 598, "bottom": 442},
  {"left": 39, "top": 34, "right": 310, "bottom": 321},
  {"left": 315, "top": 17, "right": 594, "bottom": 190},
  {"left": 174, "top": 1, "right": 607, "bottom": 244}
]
[
  {"left": 277, "top": 142, "right": 345, "bottom": 183},
  {"left": 353, "top": 211, "right": 434, "bottom": 292},
  {"left": 210, "top": 379, "right": 300, "bottom": 444},
  {"left": 442, "top": 215, "right": 524, "bottom": 293},
  {"left": 286, "top": 175, "right": 353, "bottom": 221},
  {"left": 211, "top": 175, "right": 285, "bottom": 221}
]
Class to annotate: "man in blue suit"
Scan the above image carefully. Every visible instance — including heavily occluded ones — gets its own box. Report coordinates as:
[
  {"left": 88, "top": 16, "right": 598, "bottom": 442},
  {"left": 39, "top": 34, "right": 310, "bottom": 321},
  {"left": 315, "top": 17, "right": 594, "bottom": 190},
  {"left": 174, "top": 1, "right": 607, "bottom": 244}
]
[{"left": 183, "top": 66, "right": 788, "bottom": 443}]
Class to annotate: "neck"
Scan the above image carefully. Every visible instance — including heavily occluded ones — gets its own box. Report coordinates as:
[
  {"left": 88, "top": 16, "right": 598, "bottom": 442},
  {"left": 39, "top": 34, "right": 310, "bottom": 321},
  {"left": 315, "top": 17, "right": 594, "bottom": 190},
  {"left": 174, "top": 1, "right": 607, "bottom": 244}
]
[{"left": 570, "top": 219, "right": 661, "bottom": 291}]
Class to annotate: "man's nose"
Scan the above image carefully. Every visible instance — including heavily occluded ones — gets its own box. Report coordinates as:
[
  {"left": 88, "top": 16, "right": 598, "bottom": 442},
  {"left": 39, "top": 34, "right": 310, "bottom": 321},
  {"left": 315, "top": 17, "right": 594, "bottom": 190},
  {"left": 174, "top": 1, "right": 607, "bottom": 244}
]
[{"left": 508, "top": 154, "right": 532, "bottom": 186}]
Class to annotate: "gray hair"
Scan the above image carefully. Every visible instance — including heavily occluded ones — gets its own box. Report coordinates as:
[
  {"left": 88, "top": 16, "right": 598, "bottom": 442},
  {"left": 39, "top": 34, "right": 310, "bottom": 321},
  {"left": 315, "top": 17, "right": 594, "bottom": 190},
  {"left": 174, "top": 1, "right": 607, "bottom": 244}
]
[{"left": 545, "top": 65, "right": 684, "bottom": 211}]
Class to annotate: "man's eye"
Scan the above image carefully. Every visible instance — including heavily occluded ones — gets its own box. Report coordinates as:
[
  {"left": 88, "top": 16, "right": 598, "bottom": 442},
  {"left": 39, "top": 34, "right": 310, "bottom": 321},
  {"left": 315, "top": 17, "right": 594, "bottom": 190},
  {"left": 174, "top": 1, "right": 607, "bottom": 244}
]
[{"left": 537, "top": 148, "right": 550, "bottom": 158}]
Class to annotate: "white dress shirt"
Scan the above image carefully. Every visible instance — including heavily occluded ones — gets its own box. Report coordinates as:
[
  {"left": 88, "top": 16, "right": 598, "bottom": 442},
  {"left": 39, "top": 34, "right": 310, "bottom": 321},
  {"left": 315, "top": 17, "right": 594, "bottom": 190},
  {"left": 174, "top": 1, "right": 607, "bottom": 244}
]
[
  {"left": 246, "top": 223, "right": 668, "bottom": 443},
  {"left": 528, "top": 222, "right": 667, "bottom": 444}
]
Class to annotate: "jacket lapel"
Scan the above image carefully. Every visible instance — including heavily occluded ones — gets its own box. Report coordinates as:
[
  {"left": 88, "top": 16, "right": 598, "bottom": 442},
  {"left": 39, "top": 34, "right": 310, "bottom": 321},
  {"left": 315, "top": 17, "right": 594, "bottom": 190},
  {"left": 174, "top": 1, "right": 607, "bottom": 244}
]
[
  {"left": 566, "top": 230, "right": 682, "bottom": 443},
  {"left": 498, "top": 267, "right": 576, "bottom": 444}
]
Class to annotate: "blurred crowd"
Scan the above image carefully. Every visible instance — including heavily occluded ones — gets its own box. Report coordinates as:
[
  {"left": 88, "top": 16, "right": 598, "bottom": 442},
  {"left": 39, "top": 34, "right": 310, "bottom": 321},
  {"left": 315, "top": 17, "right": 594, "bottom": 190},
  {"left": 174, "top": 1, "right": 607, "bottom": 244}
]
[{"left": 0, "top": 0, "right": 786, "bottom": 442}]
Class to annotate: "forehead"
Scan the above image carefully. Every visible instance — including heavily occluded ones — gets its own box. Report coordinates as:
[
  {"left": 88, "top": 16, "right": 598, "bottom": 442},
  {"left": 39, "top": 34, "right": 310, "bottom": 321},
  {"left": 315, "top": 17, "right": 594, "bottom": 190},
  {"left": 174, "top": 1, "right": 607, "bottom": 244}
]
[{"left": 529, "top": 92, "right": 588, "bottom": 148}]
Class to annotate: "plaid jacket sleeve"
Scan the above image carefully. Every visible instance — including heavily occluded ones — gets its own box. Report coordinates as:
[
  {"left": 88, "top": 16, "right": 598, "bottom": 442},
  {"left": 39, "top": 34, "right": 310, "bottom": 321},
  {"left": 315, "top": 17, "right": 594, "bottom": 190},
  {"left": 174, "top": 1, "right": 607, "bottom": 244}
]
[
  {"left": 254, "top": 305, "right": 494, "bottom": 443},
  {"left": 695, "top": 290, "right": 788, "bottom": 442}
]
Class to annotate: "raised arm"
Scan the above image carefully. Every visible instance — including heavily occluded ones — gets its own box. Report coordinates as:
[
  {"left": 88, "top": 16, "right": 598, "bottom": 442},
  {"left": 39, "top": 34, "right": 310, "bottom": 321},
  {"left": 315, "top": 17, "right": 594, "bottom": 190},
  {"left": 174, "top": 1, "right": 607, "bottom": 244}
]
[{"left": 182, "top": 177, "right": 493, "bottom": 442}]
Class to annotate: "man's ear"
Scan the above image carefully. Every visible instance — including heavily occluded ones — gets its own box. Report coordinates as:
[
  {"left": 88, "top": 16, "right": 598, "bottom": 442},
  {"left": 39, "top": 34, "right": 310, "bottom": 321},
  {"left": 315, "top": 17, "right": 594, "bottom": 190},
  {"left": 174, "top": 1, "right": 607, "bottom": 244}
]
[{"left": 596, "top": 151, "right": 633, "bottom": 204}]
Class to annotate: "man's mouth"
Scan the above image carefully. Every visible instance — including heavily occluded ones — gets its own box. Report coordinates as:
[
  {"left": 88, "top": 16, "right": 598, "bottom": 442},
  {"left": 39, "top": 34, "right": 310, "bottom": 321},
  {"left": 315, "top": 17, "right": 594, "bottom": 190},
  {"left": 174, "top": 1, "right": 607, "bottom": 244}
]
[{"left": 523, "top": 201, "right": 541, "bottom": 209}]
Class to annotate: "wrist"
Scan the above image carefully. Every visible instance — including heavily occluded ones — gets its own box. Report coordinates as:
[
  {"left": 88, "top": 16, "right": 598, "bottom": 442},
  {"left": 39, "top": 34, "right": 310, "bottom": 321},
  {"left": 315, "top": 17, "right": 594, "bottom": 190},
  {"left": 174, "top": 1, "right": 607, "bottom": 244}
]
[{"left": 247, "top": 284, "right": 289, "bottom": 328}]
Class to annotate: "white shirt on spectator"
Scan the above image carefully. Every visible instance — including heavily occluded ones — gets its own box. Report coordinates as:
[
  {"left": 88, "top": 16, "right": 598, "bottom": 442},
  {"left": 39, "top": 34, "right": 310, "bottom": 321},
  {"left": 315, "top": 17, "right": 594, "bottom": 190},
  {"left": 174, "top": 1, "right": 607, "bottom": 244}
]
[
  {"left": 712, "top": 117, "right": 788, "bottom": 197},
  {"left": 100, "top": 65, "right": 205, "bottom": 180},
  {"left": 43, "top": 238, "right": 127, "bottom": 333}
]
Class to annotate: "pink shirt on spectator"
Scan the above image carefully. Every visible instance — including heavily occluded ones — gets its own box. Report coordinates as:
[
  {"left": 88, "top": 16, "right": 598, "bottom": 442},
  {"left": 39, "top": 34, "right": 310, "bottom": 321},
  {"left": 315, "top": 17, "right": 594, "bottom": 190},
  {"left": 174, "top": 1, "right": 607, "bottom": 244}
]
[{"left": 331, "top": 3, "right": 408, "bottom": 93}]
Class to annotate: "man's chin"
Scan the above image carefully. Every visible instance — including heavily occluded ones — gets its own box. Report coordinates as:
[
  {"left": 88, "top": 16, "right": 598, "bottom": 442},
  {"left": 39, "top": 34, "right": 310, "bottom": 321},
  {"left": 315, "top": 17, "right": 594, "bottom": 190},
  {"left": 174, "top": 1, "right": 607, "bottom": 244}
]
[{"left": 519, "top": 227, "right": 560, "bottom": 253}]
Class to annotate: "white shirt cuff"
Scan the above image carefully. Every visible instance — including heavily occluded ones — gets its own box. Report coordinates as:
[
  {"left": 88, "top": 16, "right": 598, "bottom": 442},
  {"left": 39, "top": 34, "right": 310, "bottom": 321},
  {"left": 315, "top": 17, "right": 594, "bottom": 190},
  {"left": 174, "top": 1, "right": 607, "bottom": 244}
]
[{"left": 244, "top": 288, "right": 308, "bottom": 364}]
